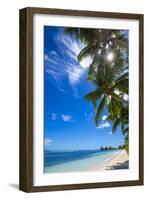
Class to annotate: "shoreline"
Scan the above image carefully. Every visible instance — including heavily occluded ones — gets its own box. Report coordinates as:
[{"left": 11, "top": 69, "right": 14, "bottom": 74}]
[
  {"left": 44, "top": 149, "right": 129, "bottom": 173},
  {"left": 89, "top": 149, "right": 129, "bottom": 171}
]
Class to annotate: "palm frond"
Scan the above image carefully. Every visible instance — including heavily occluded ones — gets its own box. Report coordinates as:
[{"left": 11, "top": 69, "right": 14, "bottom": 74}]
[
  {"left": 84, "top": 89, "right": 102, "bottom": 109},
  {"left": 78, "top": 44, "right": 93, "bottom": 61},
  {"left": 112, "top": 118, "right": 121, "bottom": 133},
  {"left": 115, "top": 72, "right": 128, "bottom": 83},
  {"left": 95, "top": 96, "right": 106, "bottom": 125}
]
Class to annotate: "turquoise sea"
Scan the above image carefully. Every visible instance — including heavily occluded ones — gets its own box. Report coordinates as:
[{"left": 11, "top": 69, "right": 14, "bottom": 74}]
[{"left": 44, "top": 149, "right": 121, "bottom": 173}]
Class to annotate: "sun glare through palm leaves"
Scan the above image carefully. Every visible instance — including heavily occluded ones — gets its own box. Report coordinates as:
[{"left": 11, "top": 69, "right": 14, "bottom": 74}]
[{"left": 106, "top": 52, "right": 114, "bottom": 62}]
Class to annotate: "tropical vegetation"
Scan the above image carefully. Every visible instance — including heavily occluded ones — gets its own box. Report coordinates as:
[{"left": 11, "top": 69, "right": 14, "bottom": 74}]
[
  {"left": 100, "top": 145, "right": 125, "bottom": 151},
  {"left": 65, "top": 28, "right": 129, "bottom": 153}
]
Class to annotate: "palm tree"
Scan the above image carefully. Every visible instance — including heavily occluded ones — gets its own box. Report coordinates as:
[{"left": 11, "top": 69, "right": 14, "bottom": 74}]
[
  {"left": 84, "top": 54, "right": 128, "bottom": 125},
  {"left": 64, "top": 27, "right": 129, "bottom": 152}
]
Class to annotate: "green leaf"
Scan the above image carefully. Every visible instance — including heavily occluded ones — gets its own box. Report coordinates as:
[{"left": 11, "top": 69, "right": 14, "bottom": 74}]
[
  {"left": 115, "top": 72, "right": 128, "bottom": 83},
  {"left": 112, "top": 118, "right": 121, "bottom": 133},
  {"left": 112, "top": 94, "right": 128, "bottom": 105},
  {"left": 64, "top": 28, "right": 79, "bottom": 36},
  {"left": 124, "top": 127, "right": 129, "bottom": 133},
  {"left": 84, "top": 89, "right": 102, "bottom": 110},
  {"left": 77, "top": 44, "right": 93, "bottom": 61},
  {"left": 95, "top": 96, "right": 106, "bottom": 125},
  {"left": 114, "top": 78, "right": 128, "bottom": 94}
]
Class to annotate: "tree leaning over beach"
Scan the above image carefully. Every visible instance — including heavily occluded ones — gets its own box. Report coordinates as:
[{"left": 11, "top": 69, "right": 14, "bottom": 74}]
[{"left": 64, "top": 28, "right": 129, "bottom": 153}]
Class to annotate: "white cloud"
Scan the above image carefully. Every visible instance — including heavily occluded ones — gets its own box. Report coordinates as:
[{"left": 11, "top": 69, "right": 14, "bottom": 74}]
[
  {"left": 84, "top": 112, "right": 93, "bottom": 121},
  {"left": 59, "top": 33, "right": 84, "bottom": 57},
  {"left": 51, "top": 113, "right": 57, "bottom": 120},
  {"left": 66, "top": 49, "right": 77, "bottom": 60},
  {"left": 67, "top": 64, "right": 84, "bottom": 85},
  {"left": 108, "top": 131, "right": 113, "bottom": 135},
  {"left": 57, "top": 33, "right": 91, "bottom": 84},
  {"left": 96, "top": 122, "right": 111, "bottom": 129},
  {"left": 102, "top": 115, "right": 108, "bottom": 121},
  {"left": 44, "top": 54, "right": 60, "bottom": 65},
  {"left": 59, "top": 34, "right": 92, "bottom": 85},
  {"left": 45, "top": 138, "right": 53, "bottom": 149},
  {"left": 61, "top": 114, "right": 73, "bottom": 122},
  {"left": 44, "top": 52, "right": 67, "bottom": 92},
  {"left": 44, "top": 54, "right": 49, "bottom": 61},
  {"left": 44, "top": 31, "right": 92, "bottom": 97},
  {"left": 50, "top": 50, "right": 58, "bottom": 56},
  {"left": 79, "top": 56, "right": 92, "bottom": 69},
  {"left": 60, "top": 35, "right": 92, "bottom": 69}
]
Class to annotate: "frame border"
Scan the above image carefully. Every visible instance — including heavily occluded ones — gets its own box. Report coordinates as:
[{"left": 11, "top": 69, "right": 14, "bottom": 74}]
[{"left": 19, "top": 7, "right": 144, "bottom": 192}]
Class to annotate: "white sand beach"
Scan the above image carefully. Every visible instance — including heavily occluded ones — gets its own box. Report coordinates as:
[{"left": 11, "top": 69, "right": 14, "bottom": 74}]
[{"left": 90, "top": 150, "right": 129, "bottom": 171}]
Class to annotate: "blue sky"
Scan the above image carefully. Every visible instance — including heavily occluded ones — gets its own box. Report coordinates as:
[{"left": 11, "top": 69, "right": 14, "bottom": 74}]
[{"left": 44, "top": 26, "right": 125, "bottom": 150}]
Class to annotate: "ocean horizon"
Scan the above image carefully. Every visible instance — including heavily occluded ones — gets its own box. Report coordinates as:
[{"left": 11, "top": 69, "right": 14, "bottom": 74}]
[{"left": 44, "top": 149, "right": 121, "bottom": 173}]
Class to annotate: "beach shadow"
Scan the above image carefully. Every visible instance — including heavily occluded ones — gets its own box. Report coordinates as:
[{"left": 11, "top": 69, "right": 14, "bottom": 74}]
[
  {"left": 8, "top": 183, "right": 19, "bottom": 190},
  {"left": 106, "top": 160, "right": 129, "bottom": 170}
]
